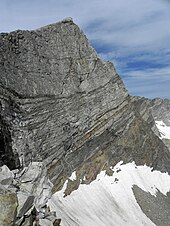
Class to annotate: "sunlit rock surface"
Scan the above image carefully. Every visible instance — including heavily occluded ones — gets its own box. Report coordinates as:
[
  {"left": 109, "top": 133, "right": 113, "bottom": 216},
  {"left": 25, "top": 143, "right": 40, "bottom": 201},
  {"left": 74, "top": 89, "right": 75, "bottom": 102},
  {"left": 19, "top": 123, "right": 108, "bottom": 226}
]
[
  {"left": 0, "top": 19, "right": 170, "bottom": 225},
  {"left": 1, "top": 19, "right": 170, "bottom": 188}
]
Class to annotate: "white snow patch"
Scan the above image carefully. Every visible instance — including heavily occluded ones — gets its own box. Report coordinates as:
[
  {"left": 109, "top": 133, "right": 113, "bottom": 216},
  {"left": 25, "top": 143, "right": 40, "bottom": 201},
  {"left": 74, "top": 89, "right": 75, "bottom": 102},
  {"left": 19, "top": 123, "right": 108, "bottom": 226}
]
[
  {"left": 69, "top": 171, "right": 76, "bottom": 181},
  {"left": 155, "top": 120, "right": 170, "bottom": 139},
  {"left": 48, "top": 162, "right": 170, "bottom": 226}
]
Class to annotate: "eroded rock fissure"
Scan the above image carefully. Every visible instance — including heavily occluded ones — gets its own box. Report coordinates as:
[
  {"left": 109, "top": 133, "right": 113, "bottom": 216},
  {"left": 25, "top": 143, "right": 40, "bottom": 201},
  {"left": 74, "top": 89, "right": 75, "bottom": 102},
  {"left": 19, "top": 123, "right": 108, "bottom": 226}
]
[{"left": 0, "top": 115, "right": 20, "bottom": 169}]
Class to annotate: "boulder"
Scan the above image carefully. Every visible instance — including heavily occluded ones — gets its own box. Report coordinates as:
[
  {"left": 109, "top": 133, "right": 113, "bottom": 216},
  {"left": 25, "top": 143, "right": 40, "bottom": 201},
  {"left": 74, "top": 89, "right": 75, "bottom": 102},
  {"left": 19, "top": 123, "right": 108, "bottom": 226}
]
[
  {"left": 0, "top": 165, "right": 14, "bottom": 187},
  {"left": 0, "top": 186, "right": 18, "bottom": 226}
]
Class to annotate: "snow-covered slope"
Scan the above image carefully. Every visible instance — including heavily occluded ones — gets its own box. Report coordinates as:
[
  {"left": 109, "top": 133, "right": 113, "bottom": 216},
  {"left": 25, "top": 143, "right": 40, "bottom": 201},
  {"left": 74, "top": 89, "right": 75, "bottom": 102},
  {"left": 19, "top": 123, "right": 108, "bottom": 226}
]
[
  {"left": 155, "top": 120, "right": 170, "bottom": 139},
  {"left": 48, "top": 162, "right": 170, "bottom": 226}
]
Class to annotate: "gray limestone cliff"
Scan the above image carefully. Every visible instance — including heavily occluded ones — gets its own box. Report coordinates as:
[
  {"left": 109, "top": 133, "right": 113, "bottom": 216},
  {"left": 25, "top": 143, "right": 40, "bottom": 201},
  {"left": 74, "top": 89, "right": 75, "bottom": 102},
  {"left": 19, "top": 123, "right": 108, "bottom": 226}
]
[
  {"left": 0, "top": 19, "right": 170, "bottom": 225},
  {"left": 131, "top": 96, "right": 170, "bottom": 150},
  {"left": 0, "top": 19, "right": 170, "bottom": 187}
]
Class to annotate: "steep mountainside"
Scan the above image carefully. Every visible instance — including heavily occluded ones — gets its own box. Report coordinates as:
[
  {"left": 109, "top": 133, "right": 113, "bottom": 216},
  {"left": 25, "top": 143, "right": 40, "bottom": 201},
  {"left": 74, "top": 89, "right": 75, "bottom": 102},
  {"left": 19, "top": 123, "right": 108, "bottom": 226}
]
[
  {"left": 0, "top": 18, "right": 170, "bottom": 225},
  {"left": 131, "top": 97, "right": 170, "bottom": 150}
]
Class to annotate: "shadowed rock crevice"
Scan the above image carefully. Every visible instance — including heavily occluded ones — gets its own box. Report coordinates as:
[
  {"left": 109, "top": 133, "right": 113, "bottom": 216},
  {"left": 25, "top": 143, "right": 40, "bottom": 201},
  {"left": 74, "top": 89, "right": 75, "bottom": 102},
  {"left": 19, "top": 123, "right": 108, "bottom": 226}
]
[{"left": 0, "top": 115, "right": 20, "bottom": 169}]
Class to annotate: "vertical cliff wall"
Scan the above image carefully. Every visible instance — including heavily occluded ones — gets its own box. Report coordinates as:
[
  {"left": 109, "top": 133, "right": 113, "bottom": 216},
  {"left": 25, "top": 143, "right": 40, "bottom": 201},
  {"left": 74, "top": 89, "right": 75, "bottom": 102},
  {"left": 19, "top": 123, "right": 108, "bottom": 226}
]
[{"left": 0, "top": 19, "right": 170, "bottom": 192}]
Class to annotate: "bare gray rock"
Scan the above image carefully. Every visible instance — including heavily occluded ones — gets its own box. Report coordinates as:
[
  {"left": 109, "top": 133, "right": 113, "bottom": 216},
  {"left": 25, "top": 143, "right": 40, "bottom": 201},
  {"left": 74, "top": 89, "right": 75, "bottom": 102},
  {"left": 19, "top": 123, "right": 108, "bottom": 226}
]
[
  {"left": 17, "top": 195, "right": 35, "bottom": 218},
  {"left": 0, "top": 165, "right": 14, "bottom": 186},
  {"left": 0, "top": 20, "right": 169, "bottom": 183},
  {"left": 0, "top": 19, "right": 170, "bottom": 225},
  {"left": 0, "top": 186, "right": 18, "bottom": 226},
  {"left": 15, "top": 162, "right": 53, "bottom": 210},
  {"left": 133, "top": 185, "right": 170, "bottom": 226},
  {"left": 131, "top": 96, "right": 170, "bottom": 150}
]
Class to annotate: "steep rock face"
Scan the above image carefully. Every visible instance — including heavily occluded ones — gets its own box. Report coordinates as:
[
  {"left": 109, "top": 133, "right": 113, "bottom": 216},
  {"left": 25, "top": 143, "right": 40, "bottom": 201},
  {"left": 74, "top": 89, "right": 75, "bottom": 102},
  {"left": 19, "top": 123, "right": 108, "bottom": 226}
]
[
  {"left": 131, "top": 97, "right": 170, "bottom": 150},
  {"left": 131, "top": 97, "right": 170, "bottom": 128},
  {"left": 0, "top": 19, "right": 170, "bottom": 193},
  {"left": 150, "top": 98, "right": 170, "bottom": 125}
]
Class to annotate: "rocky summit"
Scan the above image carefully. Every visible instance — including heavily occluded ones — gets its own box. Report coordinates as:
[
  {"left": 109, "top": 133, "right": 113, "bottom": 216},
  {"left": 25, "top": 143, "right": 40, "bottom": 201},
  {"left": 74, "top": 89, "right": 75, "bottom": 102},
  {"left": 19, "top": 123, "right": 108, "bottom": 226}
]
[{"left": 0, "top": 18, "right": 170, "bottom": 225}]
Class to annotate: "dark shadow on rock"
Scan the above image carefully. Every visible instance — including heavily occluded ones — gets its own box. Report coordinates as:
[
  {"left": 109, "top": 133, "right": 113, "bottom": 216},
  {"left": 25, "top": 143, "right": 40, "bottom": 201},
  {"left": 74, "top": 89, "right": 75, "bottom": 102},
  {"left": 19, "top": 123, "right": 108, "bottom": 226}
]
[{"left": 133, "top": 185, "right": 170, "bottom": 226}]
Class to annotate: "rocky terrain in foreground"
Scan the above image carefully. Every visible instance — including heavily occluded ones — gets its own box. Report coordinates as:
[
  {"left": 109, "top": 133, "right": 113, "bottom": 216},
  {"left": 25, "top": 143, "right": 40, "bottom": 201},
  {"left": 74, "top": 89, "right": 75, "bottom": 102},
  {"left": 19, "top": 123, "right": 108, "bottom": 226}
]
[{"left": 0, "top": 18, "right": 170, "bottom": 225}]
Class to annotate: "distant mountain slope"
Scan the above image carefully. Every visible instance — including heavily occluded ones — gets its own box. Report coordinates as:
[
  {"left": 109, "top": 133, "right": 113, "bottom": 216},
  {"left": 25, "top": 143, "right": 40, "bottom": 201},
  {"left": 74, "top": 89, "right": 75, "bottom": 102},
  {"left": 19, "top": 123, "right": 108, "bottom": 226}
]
[{"left": 131, "top": 97, "right": 170, "bottom": 150}]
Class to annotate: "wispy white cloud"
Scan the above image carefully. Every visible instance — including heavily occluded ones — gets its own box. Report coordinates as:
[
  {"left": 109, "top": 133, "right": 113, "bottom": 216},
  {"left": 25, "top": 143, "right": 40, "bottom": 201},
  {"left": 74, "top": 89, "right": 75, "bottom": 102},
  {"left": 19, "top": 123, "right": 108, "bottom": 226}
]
[
  {"left": 123, "top": 66, "right": 170, "bottom": 98},
  {"left": 124, "top": 67, "right": 170, "bottom": 80}
]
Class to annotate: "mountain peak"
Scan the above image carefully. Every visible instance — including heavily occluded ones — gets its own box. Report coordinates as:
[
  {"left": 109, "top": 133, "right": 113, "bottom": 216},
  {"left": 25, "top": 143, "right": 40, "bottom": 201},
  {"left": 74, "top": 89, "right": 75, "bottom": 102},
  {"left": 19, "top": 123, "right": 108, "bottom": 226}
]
[{"left": 0, "top": 19, "right": 170, "bottom": 226}]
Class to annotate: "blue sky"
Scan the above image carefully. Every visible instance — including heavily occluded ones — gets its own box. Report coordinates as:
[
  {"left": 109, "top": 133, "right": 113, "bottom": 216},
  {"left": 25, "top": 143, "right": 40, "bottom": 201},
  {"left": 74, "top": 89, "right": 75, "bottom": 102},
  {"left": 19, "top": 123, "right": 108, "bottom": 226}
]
[{"left": 1, "top": 0, "right": 170, "bottom": 99}]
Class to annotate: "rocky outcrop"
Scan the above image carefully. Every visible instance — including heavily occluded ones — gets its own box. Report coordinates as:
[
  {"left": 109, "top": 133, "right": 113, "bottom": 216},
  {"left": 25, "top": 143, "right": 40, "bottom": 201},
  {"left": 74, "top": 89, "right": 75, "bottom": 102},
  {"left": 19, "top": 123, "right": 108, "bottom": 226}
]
[
  {"left": 0, "top": 165, "right": 17, "bottom": 226},
  {"left": 0, "top": 187, "right": 18, "bottom": 226},
  {"left": 0, "top": 19, "right": 170, "bottom": 225},
  {"left": 131, "top": 97, "right": 170, "bottom": 128},
  {"left": 0, "top": 163, "right": 58, "bottom": 226},
  {"left": 1, "top": 19, "right": 170, "bottom": 188},
  {"left": 150, "top": 98, "right": 170, "bottom": 125},
  {"left": 131, "top": 96, "right": 170, "bottom": 150}
]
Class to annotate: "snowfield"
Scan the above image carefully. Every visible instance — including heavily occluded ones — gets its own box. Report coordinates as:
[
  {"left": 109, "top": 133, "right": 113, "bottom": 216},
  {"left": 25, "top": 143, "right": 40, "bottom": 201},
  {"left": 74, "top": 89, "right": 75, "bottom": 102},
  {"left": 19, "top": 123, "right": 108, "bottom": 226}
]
[
  {"left": 155, "top": 120, "right": 170, "bottom": 139},
  {"left": 48, "top": 162, "right": 170, "bottom": 226}
]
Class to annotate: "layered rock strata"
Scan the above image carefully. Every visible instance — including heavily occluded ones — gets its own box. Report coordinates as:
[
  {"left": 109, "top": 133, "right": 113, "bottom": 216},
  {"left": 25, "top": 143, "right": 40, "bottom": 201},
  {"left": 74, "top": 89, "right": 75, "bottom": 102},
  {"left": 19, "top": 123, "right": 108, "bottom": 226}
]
[
  {"left": 131, "top": 97, "right": 170, "bottom": 150},
  {"left": 0, "top": 18, "right": 170, "bottom": 196}
]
